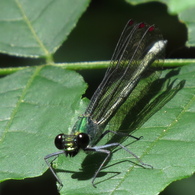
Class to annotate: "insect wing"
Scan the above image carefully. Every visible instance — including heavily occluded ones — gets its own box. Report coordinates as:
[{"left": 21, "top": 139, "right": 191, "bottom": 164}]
[{"left": 85, "top": 20, "right": 166, "bottom": 126}]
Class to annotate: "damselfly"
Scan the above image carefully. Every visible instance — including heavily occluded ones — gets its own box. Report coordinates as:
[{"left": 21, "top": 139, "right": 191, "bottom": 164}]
[{"left": 44, "top": 19, "right": 167, "bottom": 187}]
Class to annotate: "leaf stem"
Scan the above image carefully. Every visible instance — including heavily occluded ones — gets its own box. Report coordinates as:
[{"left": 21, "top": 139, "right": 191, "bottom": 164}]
[{"left": 0, "top": 59, "right": 194, "bottom": 75}]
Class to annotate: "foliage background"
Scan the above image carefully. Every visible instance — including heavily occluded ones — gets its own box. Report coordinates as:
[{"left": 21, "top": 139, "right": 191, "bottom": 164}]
[{"left": 0, "top": 0, "right": 195, "bottom": 195}]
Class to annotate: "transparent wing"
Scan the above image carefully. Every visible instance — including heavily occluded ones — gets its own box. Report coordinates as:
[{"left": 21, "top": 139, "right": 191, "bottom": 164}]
[{"left": 85, "top": 20, "right": 167, "bottom": 126}]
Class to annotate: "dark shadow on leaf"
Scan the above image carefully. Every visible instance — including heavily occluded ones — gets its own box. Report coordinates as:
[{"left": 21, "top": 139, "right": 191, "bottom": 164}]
[
  {"left": 79, "top": 152, "right": 111, "bottom": 180},
  {"left": 107, "top": 68, "right": 185, "bottom": 146}
]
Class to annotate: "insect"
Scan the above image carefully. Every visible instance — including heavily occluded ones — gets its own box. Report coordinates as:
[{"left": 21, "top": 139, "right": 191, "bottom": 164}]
[{"left": 44, "top": 19, "right": 167, "bottom": 187}]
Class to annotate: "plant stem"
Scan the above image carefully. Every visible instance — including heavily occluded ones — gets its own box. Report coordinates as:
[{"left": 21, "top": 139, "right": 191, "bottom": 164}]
[{"left": 0, "top": 59, "right": 194, "bottom": 75}]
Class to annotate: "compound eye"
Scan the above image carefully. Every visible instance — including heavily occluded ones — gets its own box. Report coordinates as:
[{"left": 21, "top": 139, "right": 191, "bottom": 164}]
[
  {"left": 55, "top": 134, "right": 65, "bottom": 149},
  {"left": 76, "top": 133, "right": 89, "bottom": 149}
]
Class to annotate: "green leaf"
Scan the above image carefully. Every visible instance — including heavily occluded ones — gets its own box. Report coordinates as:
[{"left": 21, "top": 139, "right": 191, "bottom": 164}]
[
  {"left": 179, "top": 7, "right": 195, "bottom": 46},
  {"left": 0, "top": 0, "right": 90, "bottom": 57},
  {"left": 44, "top": 64, "right": 194, "bottom": 195},
  {"left": 0, "top": 66, "right": 87, "bottom": 182},
  {"left": 126, "top": 0, "right": 195, "bottom": 13},
  {"left": 1, "top": 63, "right": 195, "bottom": 194},
  {"left": 125, "top": 0, "right": 195, "bottom": 46}
]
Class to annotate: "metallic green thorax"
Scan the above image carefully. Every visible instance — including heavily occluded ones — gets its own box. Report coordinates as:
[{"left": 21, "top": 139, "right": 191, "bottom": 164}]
[{"left": 72, "top": 116, "right": 89, "bottom": 134}]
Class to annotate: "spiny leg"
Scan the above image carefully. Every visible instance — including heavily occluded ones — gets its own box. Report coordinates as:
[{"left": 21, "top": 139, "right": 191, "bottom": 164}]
[{"left": 44, "top": 151, "right": 65, "bottom": 187}]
